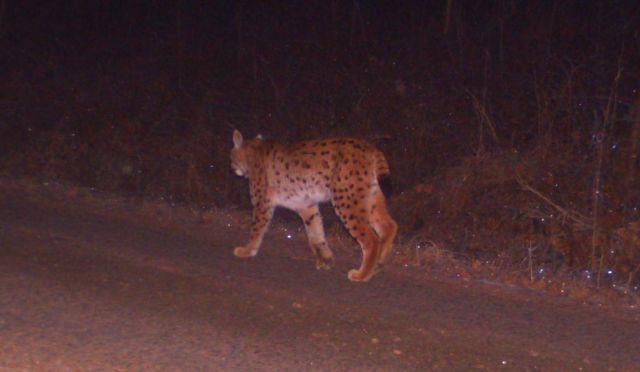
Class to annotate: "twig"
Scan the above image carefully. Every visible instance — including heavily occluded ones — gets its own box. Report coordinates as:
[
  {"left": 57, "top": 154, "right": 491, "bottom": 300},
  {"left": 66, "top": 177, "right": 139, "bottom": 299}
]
[
  {"left": 627, "top": 263, "right": 640, "bottom": 289},
  {"left": 528, "top": 241, "right": 535, "bottom": 282},
  {"left": 468, "top": 90, "right": 499, "bottom": 154},
  {"left": 443, "top": 0, "right": 454, "bottom": 34},
  {"left": 591, "top": 125, "right": 604, "bottom": 286},
  {"left": 593, "top": 51, "right": 623, "bottom": 287},
  {"left": 517, "top": 179, "right": 592, "bottom": 229}
]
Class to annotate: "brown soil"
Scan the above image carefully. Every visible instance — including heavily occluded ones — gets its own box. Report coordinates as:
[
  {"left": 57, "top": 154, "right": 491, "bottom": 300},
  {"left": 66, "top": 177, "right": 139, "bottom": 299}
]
[{"left": 1, "top": 179, "right": 639, "bottom": 370}]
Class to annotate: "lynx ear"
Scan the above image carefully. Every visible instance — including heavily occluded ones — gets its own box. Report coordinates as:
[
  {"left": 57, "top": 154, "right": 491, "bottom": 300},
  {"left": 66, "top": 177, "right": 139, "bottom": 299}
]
[{"left": 232, "top": 129, "right": 244, "bottom": 148}]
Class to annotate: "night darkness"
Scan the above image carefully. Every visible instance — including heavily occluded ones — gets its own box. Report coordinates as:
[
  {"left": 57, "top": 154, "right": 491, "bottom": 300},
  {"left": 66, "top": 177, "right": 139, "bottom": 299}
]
[{"left": 2, "top": 1, "right": 640, "bottom": 299}]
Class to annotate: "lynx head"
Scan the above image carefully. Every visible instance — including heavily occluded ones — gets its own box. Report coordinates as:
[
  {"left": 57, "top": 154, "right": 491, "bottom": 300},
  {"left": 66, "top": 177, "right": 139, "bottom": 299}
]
[{"left": 230, "top": 129, "right": 263, "bottom": 177}]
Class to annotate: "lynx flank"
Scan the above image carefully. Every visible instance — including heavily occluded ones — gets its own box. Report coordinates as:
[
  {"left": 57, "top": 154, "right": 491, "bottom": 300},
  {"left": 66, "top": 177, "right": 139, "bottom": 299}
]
[{"left": 230, "top": 130, "right": 397, "bottom": 282}]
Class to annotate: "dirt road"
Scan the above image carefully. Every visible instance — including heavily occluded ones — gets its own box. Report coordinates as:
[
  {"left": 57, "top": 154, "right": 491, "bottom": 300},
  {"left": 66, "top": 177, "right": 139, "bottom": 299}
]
[{"left": 1, "top": 182, "right": 639, "bottom": 370}]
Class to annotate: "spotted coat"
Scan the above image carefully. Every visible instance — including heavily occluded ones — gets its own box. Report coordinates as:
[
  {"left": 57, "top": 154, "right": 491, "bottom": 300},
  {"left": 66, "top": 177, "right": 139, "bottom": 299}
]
[{"left": 230, "top": 129, "right": 397, "bottom": 282}]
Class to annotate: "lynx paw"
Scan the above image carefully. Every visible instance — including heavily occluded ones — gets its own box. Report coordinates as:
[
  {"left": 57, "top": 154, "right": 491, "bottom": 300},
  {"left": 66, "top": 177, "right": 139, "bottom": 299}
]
[
  {"left": 233, "top": 246, "right": 258, "bottom": 258},
  {"left": 315, "top": 254, "right": 335, "bottom": 270},
  {"left": 348, "top": 269, "right": 372, "bottom": 282}
]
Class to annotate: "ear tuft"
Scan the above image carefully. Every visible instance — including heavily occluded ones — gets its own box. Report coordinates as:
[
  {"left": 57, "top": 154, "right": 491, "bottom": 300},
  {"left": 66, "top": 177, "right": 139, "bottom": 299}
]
[{"left": 233, "top": 129, "right": 244, "bottom": 148}]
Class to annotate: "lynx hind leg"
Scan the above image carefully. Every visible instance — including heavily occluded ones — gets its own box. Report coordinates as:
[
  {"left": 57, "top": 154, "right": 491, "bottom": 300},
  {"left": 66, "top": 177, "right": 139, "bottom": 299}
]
[
  {"left": 369, "top": 189, "right": 398, "bottom": 270},
  {"left": 234, "top": 202, "right": 274, "bottom": 258},
  {"left": 332, "top": 193, "right": 381, "bottom": 282},
  {"left": 297, "top": 205, "right": 334, "bottom": 270}
]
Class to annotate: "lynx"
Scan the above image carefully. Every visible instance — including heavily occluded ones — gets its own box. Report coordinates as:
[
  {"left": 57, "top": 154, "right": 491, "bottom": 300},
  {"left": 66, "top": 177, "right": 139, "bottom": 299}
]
[{"left": 230, "top": 130, "right": 397, "bottom": 282}]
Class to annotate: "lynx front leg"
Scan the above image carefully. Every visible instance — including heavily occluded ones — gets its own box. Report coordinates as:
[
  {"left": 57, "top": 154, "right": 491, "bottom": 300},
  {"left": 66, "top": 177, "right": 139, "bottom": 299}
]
[
  {"left": 297, "top": 205, "right": 334, "bottom": 270},
  {"left": 234, "top": 202, "right": 274, "bottom": 258}
]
